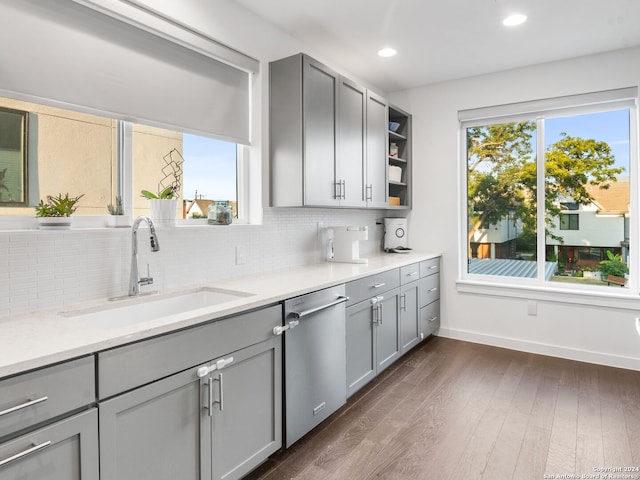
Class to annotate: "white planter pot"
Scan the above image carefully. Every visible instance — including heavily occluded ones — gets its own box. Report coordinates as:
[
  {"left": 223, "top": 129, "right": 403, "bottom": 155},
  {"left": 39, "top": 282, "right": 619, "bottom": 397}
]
[
  {"left": 37, "top": 217, "right": 72, "bottom": 230},
  {"left": 107, "top": 215, "right": 131, "bottom": 228},
  {"left": 150, "top": 199, "right": 177, "bottom": 227}
]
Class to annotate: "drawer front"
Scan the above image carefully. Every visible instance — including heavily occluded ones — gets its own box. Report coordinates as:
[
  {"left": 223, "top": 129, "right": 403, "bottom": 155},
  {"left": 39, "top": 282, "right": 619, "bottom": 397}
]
[
  {"left": 420, "top": 300, "right": 440, "bottom": 338},
  {"left": 0, "top": 356, "right": 95, "bottom": 440},
  {"left": 420, "top": 257, "right": 440, "bottom": 277},
  {"left": 400, "top": 263, "right": 420, "bottom": 285},
  {"left": 0, "top": 408, "right": 98, "bottom": 479},
  {"left": 98, "top": 304, "right": 282, "bottom": 399},
  {"left": 419, "top": 274, "right": 440, "bottom": 308},
  {"left": 346, "top": 269, "right": 400, "bottom": 306}
]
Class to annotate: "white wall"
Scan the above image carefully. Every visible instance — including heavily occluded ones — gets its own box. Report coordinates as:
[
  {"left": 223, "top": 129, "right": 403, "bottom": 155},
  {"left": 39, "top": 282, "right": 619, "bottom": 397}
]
[{"left": 390, "top": 47, "right": 640, "bottom": 370}]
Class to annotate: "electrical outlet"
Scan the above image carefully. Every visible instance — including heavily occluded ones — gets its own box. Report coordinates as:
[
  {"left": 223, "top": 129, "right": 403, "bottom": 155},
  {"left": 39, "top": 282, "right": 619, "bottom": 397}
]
[
  {"left": 527, "top": 300, "right": 537, "bottom": 316},
  {"left": 235, "top": 245, "right": 246, "bottom": 265}
]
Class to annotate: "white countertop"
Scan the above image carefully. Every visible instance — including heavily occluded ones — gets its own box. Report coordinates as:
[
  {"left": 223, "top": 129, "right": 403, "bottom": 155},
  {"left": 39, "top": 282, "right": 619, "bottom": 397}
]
[{"left": 0, "top": 252, "right": 439, "bottom": 378}]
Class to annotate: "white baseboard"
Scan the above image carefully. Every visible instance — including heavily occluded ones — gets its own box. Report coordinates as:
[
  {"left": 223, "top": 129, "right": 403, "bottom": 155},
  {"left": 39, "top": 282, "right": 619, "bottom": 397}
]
[{"left": 437, "top": 327, "right": 640, "bottom": 371}]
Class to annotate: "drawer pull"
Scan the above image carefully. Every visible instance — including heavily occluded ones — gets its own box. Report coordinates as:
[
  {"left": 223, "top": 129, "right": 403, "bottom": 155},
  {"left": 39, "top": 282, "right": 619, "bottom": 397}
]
[
  {"left": 429, "top": 265, "right": 438, "bottom": 269},
  {"left": 372, "top": 283, "right": 386, "bottom": 289},
  {"left": 0, "top": 396, "right": 48, "bottom": 417},
  {"left": 0, "top": 441, "right": 52, "bottom": 468},
  {"left": 407, "top": 271, "right": 418, "bottom": 277},
  {"left": 429, "top": 287, "right": 438, "bottom": 292},
  {"left": 429, "top": 316, "right": 438, "bottom": 323}
]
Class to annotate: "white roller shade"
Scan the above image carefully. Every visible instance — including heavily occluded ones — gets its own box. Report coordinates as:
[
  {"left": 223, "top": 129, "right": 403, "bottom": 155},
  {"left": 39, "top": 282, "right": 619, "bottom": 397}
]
[{"left": 0, "top": 0, "right": 253, "bottom": 144}]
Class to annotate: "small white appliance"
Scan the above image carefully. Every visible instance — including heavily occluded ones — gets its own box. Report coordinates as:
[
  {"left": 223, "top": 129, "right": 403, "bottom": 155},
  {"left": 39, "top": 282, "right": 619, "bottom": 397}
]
[
  {"left": 384, "top": 218, "right": 411, "bottom": 253},
  {"left": 327, "top": 226, "right": 368, "bottom": 264}
]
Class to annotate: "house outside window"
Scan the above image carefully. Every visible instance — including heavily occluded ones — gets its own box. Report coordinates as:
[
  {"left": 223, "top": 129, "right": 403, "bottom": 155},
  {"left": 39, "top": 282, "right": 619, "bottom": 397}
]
[{"left": 461, "top": 88, "right": 636, "bottom": 290}]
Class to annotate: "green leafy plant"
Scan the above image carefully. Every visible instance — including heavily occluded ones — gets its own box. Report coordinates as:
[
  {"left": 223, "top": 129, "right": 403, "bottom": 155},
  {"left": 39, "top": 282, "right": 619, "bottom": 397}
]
[
  {"left": 35, "top": 193, "right": 85, "bottom": 217},
  {"left": 107, "top": 196, "right": 125, "bottom": 215},
  {"left": 599, "top": 250, "right": 628, "bottom": 278},
  {"left": 140, "top": 186, "right": 175, "bottom": 200}
]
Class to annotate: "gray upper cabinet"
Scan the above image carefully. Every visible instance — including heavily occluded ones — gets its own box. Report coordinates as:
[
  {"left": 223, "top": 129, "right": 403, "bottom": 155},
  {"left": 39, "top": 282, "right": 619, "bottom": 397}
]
[
  {"left": 270, "top": 53, "right": 408, "bottom": 209},
  {"left": 337, "top": 76, "right": 366, "bottom": 207},
  {"left": 270, "top": 54, "right": 339, "bottom": 207},
  {"left": 365, "top": 91, "right": 389, "bottom": 208}
]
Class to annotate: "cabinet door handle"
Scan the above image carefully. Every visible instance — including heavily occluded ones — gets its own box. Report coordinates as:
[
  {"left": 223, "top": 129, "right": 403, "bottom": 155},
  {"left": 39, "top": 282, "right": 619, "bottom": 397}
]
[
  {"left": 341, "top": 180, "right": 346, "bottom": 200},
  {"left": 366, "top": 184, "right": 372, "bottom": 201},
  {"left": 400, "top": 293, "right": 406, "bottom": 311},
  {"left": 0, "top": 441, "right": 51, "bottom": 468},
  {"left": 205, "top": 378, "right": 214, "bottom": 417},
  {"left": 0, "top": 396, "right": 48, "bottom": 417},
  {"left": 378, "top": 303, "right": 384, "bottom": 325},
  {"left": 215, "top": 373, "right": 224, "bottom": 412}
]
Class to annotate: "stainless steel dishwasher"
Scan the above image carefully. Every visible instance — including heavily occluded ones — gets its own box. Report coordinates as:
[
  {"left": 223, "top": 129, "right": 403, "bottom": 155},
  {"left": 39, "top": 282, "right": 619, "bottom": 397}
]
[{"left": 278, "top": 284, "right": 348, "bottom": 447}]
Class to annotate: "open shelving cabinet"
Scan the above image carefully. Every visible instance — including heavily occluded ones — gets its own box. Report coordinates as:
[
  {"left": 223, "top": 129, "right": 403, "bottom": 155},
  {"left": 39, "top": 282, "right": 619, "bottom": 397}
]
[{"left": 387, "top": 105, "right": 412, "bottom": 209}]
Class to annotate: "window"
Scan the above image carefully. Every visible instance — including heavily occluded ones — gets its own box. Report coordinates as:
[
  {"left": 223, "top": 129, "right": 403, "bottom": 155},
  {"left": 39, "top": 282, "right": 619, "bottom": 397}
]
[
  {"left": 0, "top": 106, "right": 27, "bottom": 206},
  {"left": 131, "top": 125, "right": 239, "bottom": 221},
  {"left": 559, "top": 214, "right": 579, "bottom": 230},
  {"left": 461, "top": 88, "right": 636, "bottom": 290}
]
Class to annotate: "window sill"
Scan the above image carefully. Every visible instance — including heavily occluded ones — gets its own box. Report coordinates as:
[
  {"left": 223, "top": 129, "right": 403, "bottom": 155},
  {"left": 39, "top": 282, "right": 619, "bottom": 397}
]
[{"left": 457, "top": 279, "right": 640, "bottom": 311}]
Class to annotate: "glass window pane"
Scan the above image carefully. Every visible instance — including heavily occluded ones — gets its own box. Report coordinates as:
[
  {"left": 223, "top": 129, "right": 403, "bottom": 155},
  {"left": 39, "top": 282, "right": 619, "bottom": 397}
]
[
  {"left": 545, "top": 109, "right": 630, "bottom": 287},
  {"left": 132, "top": 126, "right": 237, "bottom": 220},
  {"left": 0, "top": 96, "right": 115, "bottom": 216},
  {"left": 467, "top": 121, "right": 538, "bottom": 278}
]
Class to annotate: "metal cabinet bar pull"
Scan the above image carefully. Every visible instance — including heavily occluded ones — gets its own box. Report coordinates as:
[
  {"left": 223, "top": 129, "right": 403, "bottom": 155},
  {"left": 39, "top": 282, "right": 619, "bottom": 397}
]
[
  {"left": 0, "top": 441, "right": 51, "bottom": 468},
  {"left": 196, "top": 357, "right": 234, "bottom": 378},
  {"left": 400, "top": 293, "right": 406, "bottom": 311},
  {"left": 290, "top": 296, "right": 349, "bottom": 319},
  {"left": 379, "top": 303, "right": 384, "bottom": 325},
  {"left": 429, "top": 265, "right": 438, "bottom": 270},
  {"left": 341, "top": 180, "right": 346, "bottom": 200},
  {"left": 429, "top": 316, "right": 438, "bottom": 323},
  {"left": 366, "top": 185, "right": 373, "bottom": 201},
  {"left": 429, "top": 287, "right": 438, "bottom": 292},
  {"left": 407, "top": 271, "right": 418, "bottom": 277},
  {"left": 0, "top": 396, "right": 48, "bottom": 417},
  {"left": 372, "top": 283, "right": 386, "bottom": 289},
  {"left": 206, "top": 379, "right": 214, "bottom": 417},
  {"left": 273, "top": 320, "right": 299, "bottom": 336},
  {"left": 217, "top": 373, "right": 224, "bottom": 412}
]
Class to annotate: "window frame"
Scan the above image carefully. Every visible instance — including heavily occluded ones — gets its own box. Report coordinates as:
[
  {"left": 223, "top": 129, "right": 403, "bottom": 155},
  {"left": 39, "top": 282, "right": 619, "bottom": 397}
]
[{"left": 458, "top": 88, "right": 639, "bottom": 301}]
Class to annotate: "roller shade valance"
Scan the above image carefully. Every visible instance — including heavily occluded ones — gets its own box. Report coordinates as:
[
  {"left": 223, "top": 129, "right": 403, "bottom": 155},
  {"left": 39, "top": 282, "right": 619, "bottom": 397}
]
[{"left": 0, "top": 0, "right": 253, "bottom": 144}]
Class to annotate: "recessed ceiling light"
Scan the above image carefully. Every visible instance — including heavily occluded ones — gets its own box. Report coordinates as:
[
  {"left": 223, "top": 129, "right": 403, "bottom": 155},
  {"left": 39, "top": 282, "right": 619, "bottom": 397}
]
[
  {"left": 503, "top": 13, "right": 527, "bottom": 26},
  {"left": 378, "top": 47, "right": 397, "bottom": 58}
]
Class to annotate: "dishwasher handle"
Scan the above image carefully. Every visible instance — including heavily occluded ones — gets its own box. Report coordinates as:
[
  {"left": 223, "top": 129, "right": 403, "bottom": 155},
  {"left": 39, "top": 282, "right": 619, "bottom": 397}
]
[{"left": 289, "top": 295, "right": 349, "bottom": 319}]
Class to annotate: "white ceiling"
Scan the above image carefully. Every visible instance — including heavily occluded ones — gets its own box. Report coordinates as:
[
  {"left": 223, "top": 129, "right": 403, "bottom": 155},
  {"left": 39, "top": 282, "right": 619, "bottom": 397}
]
[{"left": 232, "top": 0, "right": 640, "bottom": 93}]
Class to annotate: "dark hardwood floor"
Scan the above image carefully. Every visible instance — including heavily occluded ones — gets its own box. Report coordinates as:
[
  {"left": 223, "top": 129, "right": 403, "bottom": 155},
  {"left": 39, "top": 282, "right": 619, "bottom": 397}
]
[{"left": 246, "top": 336, "right": 640, "bottom": 480}]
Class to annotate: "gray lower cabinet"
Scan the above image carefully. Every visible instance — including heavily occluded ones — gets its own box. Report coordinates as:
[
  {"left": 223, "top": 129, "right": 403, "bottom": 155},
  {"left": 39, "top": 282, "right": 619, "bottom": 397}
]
[
  {"left": 400, "top": 280, "right": 420, "bottom": 354},
  {"left": 346, "top": 287, "right": 401, "bottom": 398},
  {"left": 98, "top": 305, "right": 283, "bottom": 480},
  {"left": 0, "top": 408, "right": 99, "bottom": 480},
  {"left": 99, "top": 335, "right": 282, "bottom": 480},
  {"left": 99, "top": 366, "right": 208, "bottom": 480},
  {"left": 419, "top": 257, "right": 441, "bottom": 339},
  {"left": 210, "top": 337, "right": 282, "bottom": 480}
]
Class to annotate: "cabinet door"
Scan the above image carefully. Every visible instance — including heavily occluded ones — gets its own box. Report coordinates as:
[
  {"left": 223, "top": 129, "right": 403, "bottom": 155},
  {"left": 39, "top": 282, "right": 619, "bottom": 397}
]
[
  {"left": 303, "top": 56, "right": 339, "bottom": 207},
  {"left": 346, "top": 300, "right": 376, "bottom": 398},
  {"left": 400, "top": 281, "right": 420, "bottom": 354},
  {"left": 376, "top": 290, "right": 401, "bottom": 373},
  {"left": 99, "top": 367, "right": 209, "bottom": 480},
  {"left": 211, "top": 336, "right": 282, "bottom": 480},
  {"left": 337, "top": 76, "right": 366, "bottom": 207},
  {"left": 365, "top": 91, "right": 388, "bottom": 208},
  {"left": 0, "top": 409, "right": 98, "bottom": 480}
]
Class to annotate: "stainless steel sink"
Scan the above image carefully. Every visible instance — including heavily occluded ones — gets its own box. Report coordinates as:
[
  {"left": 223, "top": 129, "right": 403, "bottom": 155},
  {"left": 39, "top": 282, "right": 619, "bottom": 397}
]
[{"left": 63, "top": 287, "right": 254, "bottom": 329}]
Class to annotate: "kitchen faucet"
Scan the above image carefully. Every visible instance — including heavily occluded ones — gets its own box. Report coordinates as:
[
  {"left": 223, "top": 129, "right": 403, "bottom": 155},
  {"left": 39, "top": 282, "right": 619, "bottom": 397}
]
[{"left": 129, "top": 216, "right": 160, "bottom": 296}]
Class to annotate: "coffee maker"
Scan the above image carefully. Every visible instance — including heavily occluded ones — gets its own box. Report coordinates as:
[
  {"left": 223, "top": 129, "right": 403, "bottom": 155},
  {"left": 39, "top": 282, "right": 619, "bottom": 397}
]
[{"left": 383, "top": 218, "right": 411, "bottom": 253}]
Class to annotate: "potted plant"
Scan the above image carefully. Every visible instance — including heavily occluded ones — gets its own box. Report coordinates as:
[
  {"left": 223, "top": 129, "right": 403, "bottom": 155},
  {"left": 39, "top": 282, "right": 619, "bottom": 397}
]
[
  {"left": 141, "top": 149, "right": 183, "bottom": 227},
  {"left": 141, "top": 185, "right": 178, "bottom": 226},
  {"left": 599, "top": 250, "right": 628, "bottom": 285},
  {"left": 34, "top": 192, "right": 84, "bottom": 229},
  {"left": 106, "top": 196, "right": 130, "bottom": 227}
]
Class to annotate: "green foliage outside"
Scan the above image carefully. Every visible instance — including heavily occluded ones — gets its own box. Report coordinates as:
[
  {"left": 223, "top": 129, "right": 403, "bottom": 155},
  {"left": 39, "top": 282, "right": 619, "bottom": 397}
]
[
  {"left": 467, "top": 122, "right": 623, "bottom": 254},
  {"left": 599, "top": 250, "right": 628, "bottom": 278}
]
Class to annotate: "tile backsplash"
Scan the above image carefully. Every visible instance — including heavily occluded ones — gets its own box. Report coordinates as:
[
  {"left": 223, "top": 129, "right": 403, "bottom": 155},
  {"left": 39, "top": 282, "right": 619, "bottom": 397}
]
[{"left": 0, "top": 208, "right": 391, "bottom": 317}]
